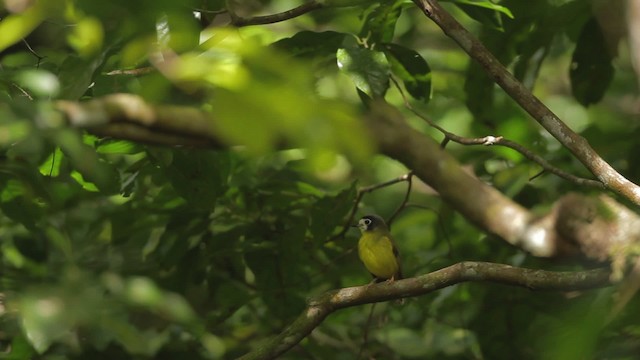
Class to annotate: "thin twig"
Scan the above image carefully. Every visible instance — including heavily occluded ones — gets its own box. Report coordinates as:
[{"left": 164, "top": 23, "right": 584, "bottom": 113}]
[
  {"left": 498, "top": 139, "right": 604, "bottom": 188},
  {"left": 22, "top": 39, "right": 44, "bottom": 68},
  {"left": 332, "top": 172, "right": 414, "bottom": 241},
  {"left": 390, "top": 77, "right": 604, "bottom": 189},
  {"left": 231, "top": 1, "right": 323, "bottom": 27},
  {"left": 387, "top": 170, "right": 413, "bottom": 227},
  {"left": 358, "top": 303, "right": 377, "bottom": 359},
  {"left": 106, "top": 67, "right": 155, "bottom": 76},
  {"left": 11, "top": 83, "right": 33, "bottom": 100}
]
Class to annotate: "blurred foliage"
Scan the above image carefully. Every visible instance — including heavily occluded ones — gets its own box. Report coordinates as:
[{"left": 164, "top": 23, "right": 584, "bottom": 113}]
[{"left": 0, "top": 0, "right": 639, "bottom": 359}]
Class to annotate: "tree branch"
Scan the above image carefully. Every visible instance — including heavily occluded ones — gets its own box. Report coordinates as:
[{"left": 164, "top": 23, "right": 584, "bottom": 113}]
[
  {"left": 411, "top": 0, "right": 640, "bottom": 205},
  {"left": 56, "top": 94, "right": 224, "bottom": 148},
  {"left": 238, "top": 261, "right": 613, "bottom": 360},
  {"left": 387, "top": 170, "right": 413, "bottom": 227},
  {"left": 230, "top": 1, "right": 323, "bottom": 27}
]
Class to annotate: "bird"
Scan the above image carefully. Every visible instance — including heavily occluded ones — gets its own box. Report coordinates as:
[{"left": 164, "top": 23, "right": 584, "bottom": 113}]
[{"left": 354, "top": 214, "right": 403, "bottom": 282}]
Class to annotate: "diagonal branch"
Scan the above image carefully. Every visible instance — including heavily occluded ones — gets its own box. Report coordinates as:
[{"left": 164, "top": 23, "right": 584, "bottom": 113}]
[
  {"left": 237, "top": 261, "right": 613, "bottom": 360},
  {"left": 387, "top": 170, "right": 413, "bottom": 228},
  {"left": 411, "top": 0, "right": 640, "bottom": 205}
]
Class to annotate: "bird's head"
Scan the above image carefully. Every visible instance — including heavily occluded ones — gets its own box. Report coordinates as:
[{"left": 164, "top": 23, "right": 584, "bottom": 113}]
[{"left": 355, "top": 214, "right": 388, "bottom": 233}]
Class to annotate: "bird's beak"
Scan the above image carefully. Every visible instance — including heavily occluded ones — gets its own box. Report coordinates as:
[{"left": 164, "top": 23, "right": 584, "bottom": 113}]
[{"left": 351, "top": 223, "right": 359, "bottom": 228}]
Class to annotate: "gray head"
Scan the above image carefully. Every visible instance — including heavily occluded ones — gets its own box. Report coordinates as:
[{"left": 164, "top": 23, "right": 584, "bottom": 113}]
[{"left": 356, "top": 214, "right": 388, "bottom": 232}]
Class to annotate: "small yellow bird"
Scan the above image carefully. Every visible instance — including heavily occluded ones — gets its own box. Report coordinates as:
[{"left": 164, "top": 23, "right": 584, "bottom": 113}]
[{"left": 355, "top": 215, "right": 402, "bottom": 282}]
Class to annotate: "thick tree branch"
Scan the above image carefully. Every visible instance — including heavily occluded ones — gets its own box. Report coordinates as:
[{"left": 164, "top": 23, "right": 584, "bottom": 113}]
[
  {"left": 367, "top": 102, "right": 548, "bottom": 254},
  {"left": 411, "top": 0, "right": 640, "bottom": 205},
  {"left": 238, "top": 261, "right": 613, "bottom": 360},
  {"left": 56, "top": 94, "right": 224, "bottom": 148}
]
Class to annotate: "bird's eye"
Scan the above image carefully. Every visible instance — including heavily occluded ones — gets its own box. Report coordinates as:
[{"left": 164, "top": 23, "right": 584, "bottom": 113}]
[{"left": 363, "top": 219, "right": 372, "bottom": 226}]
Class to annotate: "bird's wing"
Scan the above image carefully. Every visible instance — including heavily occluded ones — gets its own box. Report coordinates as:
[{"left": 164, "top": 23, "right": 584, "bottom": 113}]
[{"left": 388, "top": 235, "right": 403, "bottom": 280}]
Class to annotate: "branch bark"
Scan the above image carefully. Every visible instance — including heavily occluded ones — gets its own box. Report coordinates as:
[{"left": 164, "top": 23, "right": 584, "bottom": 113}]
[
  {"left": 56, "top": 94, "right": 224, "bottom": 148},
  {"left": 411, "top": 0, "right": 640, "bottom": 205},
  {"left": 238, "top": 262, "right": 613, "bottom": 360}
]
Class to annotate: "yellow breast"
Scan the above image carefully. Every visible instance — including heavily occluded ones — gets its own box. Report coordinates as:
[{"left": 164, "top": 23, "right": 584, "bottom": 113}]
[{"left": 358, "top": 231, "right": 399, "bottom": 280}]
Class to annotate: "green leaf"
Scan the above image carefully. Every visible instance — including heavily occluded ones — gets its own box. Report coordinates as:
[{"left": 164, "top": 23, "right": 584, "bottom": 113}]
[
  {"left": 51, "top": 129, "right": 120, "bottom": 194},
  {"left": 38, "top": 148, "right": 63, "bottom": 177},
  {"left": 0, "top": 1, "right": 49, "bottom": 53},
  {"left": 67, "top": 16, "right": 104, "bottom": 57},
  {"left": 449, "top": 0, "right": 514, "bottom": 31},
  {"left": 58, "top": 51, "right": 108, "bottom": 100},
  {"left": 570, "top": 17, "right": 614, "bottom": 106},
  {"left": 359, "top": 1, "right": 404, "bottom": 44},
  {"left": 96, "top": 139, "right": 144, "bottom": 154},
  {"left": 154, "top": 211, "right": 208, "bottom": 266},
  {"left": 383, "top": 43, "right": 432, "bottom": 102},
  {"left": 13, "top": 70, "right": 60, "bottom": 98},
  {"left": 450, "top": 0, "right": 514, "bottom": 18},
  {"left": 244, "top": 220, "right": 308, "bottom": 321},
  {"left": 0, "top": 120, "right": 31, "bottom": 146},
  {"left": 451, "top": 0, "right": 514, "bottom": 18},
  {"left": 0, "top": 178, "right": 44, "bottom": 229},
  {"left": 4, "top": 335, "right": 35, "bottom": 359},
  {"left": 20, "top": 296, "right": 67, "bottom": 353},
  {"left": 163, "top": 150, "right": 230, "bottom": 209},
  {"left": 271, "top": 31, "right": 347, "bottom": 58},
  {"left": 337, "top": 45, "right": 390, "bottom": 98},
  {"left": 200, "top": 333, "right": 226, "bottom": 358},
  {"left": 309, "top": 182, "right": 357, "bottom": 241}
]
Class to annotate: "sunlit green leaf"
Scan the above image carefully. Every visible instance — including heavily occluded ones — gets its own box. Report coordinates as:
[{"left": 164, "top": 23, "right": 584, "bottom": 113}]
[
  {"left": 52, "top": 129, "right": 120, "bottom": 193},
  {"left": 38, "top": 148, "right": 63, "bottom": 177},
  {"left": 337, "top": 45, "right": 390, "bottom": 97},
  {"left": 67, "top": 16, "right": 104, "bottom": 57},
  {"left": 0, "top": 1, "right": 50, "bottom": 52},
  {"left": 96, "top": 139, "right": 143, "bottom": 154},
  {"left": 448, "top": 0, "right": 514, "bottom": 27},
  {"left": 20, "top": 295, "right": 67, "bottom": 353},
  {"left": 360, "top": 0, "right": 404, "bottom": 44}
]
